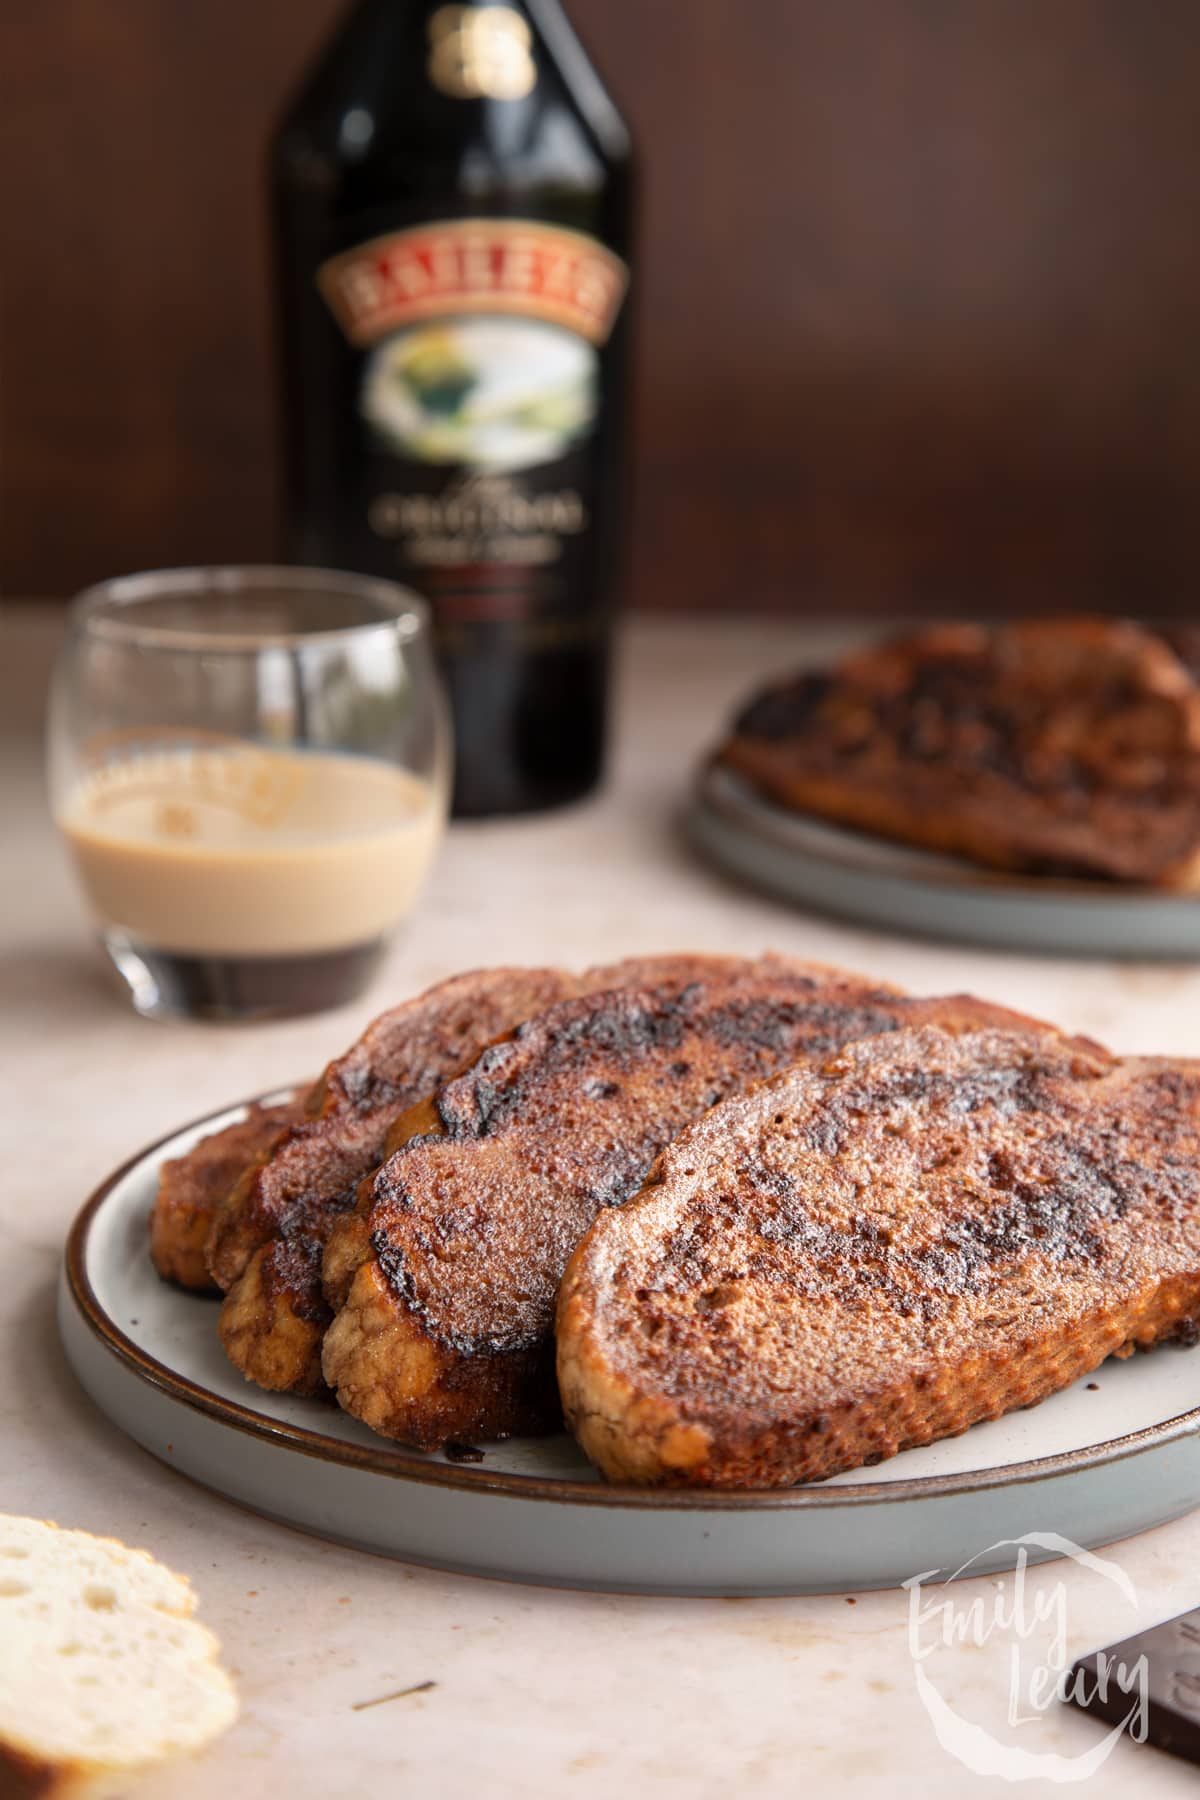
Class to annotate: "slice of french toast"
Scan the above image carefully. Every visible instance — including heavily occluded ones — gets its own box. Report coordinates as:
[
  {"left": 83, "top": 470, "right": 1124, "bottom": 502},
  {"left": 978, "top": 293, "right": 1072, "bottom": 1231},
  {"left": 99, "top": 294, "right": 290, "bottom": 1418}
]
[
  {"left": 150, "top": 1095, "right": 308, "bottom": 1292},
  {"left": 718, "top": 618, "right": 1200, "bottom": 886},
  {"left": 211, "top": 954, "right": 831, "bottom": 1397},
  {"left": 209, "top": 965, "right": 581, "bottom": 1397},
  {"left": 206, "top": 967, "right": 575, "bottom": 1293},
  {"left": 557, "top": 1026, "right": 1200, "bottom": 1488},
  {"left": 320, "top": 986, "right": 1055, "bottom": 1449}
]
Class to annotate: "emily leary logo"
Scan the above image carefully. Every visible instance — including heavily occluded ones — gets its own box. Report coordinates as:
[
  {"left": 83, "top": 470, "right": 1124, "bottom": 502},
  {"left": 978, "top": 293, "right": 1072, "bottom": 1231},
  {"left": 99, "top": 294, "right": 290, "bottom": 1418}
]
[{"left": 904, "top": 1533, "right": 1149, "bottom": 1781}]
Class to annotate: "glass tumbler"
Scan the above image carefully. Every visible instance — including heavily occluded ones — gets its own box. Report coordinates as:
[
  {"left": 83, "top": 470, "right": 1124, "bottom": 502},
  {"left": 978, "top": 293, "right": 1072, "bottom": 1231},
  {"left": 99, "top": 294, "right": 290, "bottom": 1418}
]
[{"left": 48, "top": 567, "right": 450, "bottom": 1021}]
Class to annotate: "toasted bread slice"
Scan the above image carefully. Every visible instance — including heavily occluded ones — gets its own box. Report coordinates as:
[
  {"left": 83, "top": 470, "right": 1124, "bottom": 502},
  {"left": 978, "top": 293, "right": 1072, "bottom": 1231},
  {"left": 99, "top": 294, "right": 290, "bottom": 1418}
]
[
  {"left": 210, "top": 966, "right": 580, "bottom": 1397},
  {"left": 319, "top": 985, "right": 1057, "bottom": 1450},
  {"left": 556, "top": 1027, "right": 1200, "bottom": 1488},
  {"left": 150, "top": 1095, "right": 308, "bottom": 1292},
  {"left": 0, "top": 1515, "right": 236, "bottom": 1797},
  {"left": 317, "top": 951, "right": 896, "bottom": 1320},
  {"left": 207, "top": 965, "right": 586, "bottom": 1295},
  {"left": 719, "top": 618, "right": 1200, "bottom": 887},
  {"left": 213, "top": 955, "right": 814, "bottom": 1397}
]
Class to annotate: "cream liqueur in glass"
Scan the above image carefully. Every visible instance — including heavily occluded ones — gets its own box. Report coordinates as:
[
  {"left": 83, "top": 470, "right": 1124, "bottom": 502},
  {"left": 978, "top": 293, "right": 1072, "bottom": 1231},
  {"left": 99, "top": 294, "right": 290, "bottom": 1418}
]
[{"left": 50, "top": 568, "right": 449, "bottom": 1020}]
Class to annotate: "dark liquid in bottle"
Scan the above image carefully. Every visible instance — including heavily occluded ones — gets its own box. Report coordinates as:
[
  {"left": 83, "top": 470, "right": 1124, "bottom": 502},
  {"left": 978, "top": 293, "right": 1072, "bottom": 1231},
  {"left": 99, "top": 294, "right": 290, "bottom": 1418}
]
[{"left": 272, "top": 0, "right": 634, "bottom": 816}]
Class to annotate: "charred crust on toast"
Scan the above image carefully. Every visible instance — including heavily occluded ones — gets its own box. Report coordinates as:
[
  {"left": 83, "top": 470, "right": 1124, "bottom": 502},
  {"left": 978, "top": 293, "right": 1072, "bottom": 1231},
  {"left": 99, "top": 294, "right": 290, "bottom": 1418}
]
[
  {"left": 557, "top": 1030, "right": 1200, "bottom": 1488},
  {"left": 326, "top": 983, "right": 1062, "bottom": 1447},
  {"left": 150, "top": 1096, "right": 306, "bottom": 1292},
  {"left": 734, "top": 672, "right": 832, "bottom": 741},
  {"left": 211, "top": 955, "right": 848, "bottom": 1397},
  {"left": 718, "top": 619, "right": 1200, "bottom": 886},
  {"left": 431, "top": 988, "right": 911, "bottom": 1145},
  {"left": 207, "top": 966, "right": 581, "bottom": 1393}
]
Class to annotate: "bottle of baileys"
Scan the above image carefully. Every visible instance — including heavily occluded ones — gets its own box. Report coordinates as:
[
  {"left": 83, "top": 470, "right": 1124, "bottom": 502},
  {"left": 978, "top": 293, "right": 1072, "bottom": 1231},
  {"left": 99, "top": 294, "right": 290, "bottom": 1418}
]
[{"left": 272, "top": 0, "right": 634, "bottom": 815}]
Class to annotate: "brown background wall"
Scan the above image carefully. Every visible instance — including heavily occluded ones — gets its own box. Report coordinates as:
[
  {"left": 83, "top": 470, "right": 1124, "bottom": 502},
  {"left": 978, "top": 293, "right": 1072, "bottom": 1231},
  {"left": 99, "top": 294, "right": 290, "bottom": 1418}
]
[{"left": 4, "top": 1, "right": 1200, "bottom": 613}]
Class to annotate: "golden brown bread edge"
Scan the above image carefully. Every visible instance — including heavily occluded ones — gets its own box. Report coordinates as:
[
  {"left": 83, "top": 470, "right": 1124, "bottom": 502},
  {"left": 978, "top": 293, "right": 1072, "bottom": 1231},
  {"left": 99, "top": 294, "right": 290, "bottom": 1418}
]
[
  {"left": 557, "top": 1027, "right": 1200, "bottom": 1488},
  {"left": 211, "top": 954, "right": 843, "bottom": 1398},
  {"left": 718, "top": 618, "right": 1200, "bottom": 888},
  {"left": 318, "top": 986, "right": 1068, "bottom": 1450},
  {"left": 0, "top": 1740, "right": 71, "bottom": 1800},
  {"left": 208, "top": 965, "right": 584, "bottom": 1397},
  {"left": 205, "top": 966, "right": 573, "bottom": 1294},
  {"left": 149, "top": 1095, "right": 310, "bottom": 1292}
]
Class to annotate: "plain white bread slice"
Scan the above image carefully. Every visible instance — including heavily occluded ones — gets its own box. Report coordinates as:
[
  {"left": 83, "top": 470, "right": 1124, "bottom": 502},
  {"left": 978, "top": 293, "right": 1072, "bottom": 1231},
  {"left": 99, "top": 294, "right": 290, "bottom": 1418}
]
[{"left": 0, "top": 1515, "right": 237, "bottom": 1798}]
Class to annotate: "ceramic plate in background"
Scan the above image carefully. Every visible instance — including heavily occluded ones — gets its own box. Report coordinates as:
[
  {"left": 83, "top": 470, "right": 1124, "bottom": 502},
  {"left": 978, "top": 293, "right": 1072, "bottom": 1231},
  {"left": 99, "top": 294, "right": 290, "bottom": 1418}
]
[{"left": 687, "top": 762, "right": 1200, "bottom": 959}]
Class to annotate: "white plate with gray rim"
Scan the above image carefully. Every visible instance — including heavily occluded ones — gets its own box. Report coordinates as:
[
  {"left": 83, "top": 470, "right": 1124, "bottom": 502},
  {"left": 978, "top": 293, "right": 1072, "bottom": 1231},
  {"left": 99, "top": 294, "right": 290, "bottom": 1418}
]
[
  {"left": 59, "top": 1097, "right": 1200, "bottom": 1596},
  {"left": 687, "top": 762, "right": 1200, "bottom": 959}
]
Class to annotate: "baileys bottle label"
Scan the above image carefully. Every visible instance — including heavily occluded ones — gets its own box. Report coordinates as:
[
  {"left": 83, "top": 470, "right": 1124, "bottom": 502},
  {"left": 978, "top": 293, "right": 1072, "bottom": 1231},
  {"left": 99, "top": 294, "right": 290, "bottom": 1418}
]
[{"left": 317, "top": 220, "right": 628, "bottom": 637}]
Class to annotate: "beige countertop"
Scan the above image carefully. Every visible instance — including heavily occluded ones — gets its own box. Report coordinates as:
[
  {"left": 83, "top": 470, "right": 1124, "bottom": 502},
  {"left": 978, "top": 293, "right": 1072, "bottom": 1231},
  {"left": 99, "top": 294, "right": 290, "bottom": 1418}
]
[{"left": 3, "top": 601, "right": 1199, "bottom": 1798}]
